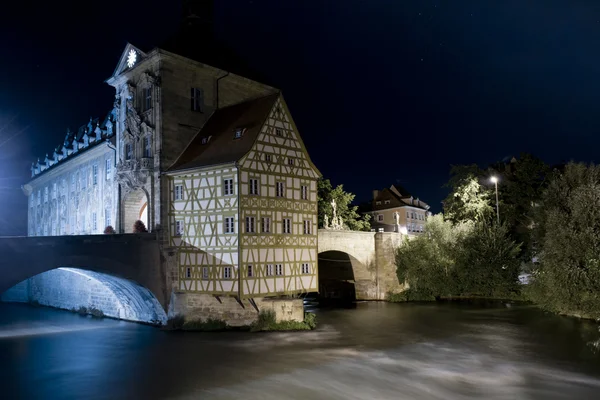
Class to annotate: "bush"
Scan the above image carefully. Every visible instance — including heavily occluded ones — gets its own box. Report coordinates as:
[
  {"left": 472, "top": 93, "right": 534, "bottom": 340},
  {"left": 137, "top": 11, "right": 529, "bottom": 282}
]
[
  {"left": 133, "top": 220, "right": 147, "bottom": 233},
  {"left": 104, "top": 225, "right": 116, "bottom": 234},
  {"left": 89, "top": 307, "right": 104, "bottom": 318},
  {"left": 250, "top": 310, "right": 317, "bottom": 332},
  {"left": 527, "top": 163, "right": 600, "bottom": 319},
  {"left": 395, "top": 214, "right": 521, "bottom": 301},
  {"left": 77, "top": 306, "right": 88, "bottom": 315}
]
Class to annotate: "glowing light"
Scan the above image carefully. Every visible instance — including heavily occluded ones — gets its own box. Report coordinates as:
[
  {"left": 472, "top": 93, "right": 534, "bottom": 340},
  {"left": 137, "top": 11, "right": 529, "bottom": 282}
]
[
  {"left": 490, "top": 176, "right": 498, "bottom": 184},
  {"left": 127, "top": 49, "right": 137, "bottom": 68}
]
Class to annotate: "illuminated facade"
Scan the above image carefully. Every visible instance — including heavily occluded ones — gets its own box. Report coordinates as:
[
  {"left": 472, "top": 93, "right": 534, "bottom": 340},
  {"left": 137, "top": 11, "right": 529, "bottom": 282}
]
[{"left": 367, "top": 185, "right": 431, "bottom": 234}]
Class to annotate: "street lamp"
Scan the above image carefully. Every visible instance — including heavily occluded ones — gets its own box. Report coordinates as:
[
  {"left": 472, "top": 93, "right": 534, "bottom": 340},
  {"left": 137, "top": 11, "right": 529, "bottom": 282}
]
[{"left": 490, "top": 176, "right": 499, "bottom": 224}]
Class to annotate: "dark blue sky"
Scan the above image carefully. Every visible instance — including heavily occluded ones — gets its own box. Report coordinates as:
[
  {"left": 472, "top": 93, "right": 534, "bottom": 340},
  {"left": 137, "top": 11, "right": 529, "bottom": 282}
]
[{"left": 1, "top": 0, "right": 600, "bottom": 235}]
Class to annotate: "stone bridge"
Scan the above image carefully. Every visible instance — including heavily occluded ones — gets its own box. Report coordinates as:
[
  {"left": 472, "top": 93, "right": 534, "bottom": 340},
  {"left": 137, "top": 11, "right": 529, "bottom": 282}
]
[
  {"left": 0, "top": 233, "right": 171, "bottom": 324},
  {"left": 317, "top": 229, "right": 405, "bottom": 300}
]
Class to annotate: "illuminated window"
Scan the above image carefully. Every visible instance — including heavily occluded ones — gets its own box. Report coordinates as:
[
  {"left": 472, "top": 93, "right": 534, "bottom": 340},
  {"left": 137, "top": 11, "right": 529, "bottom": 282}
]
[
  {"left": 106, "top": 159, "right": 111, "bottom": 180},
  {"left": 245, "top": 216, "right": 256, "bottom": 233},
  {"left": 266, "top": 264, "right": 274, "bottom": 276},
  {"left": 174, "top": 185, "right": 183, "bottom": 201},
  {"left": 234, "top": 128, "right": 245, "bottom": 139},
  {"left": 247, "top": 265, "right": 253, "bottom": 277},
  {"left": 249, "top": 178, "right": 259, "bottom": 195},
  {"left": 224, "top": 217, "right": 235, "bottom": 233},
  {"left": 191, "top": 87, "right": 204, "bottom": 112},
  {"left": 223, "top": 178, "right": 234, "bottom": 196},
  {"left": 378, "top": 228, "right": 384, "bottom": 232},
  {"left": 202, "top": 267, "right": 209, "bottom": 279},
  {"left": 275, "top": 264, "right": 283, "bottom": 276},
  {"left": 301, "top": 185, "right": 308, "bottom": 200},
  {"left": 175, "top": 220, "right": 184, "bottom": 236},
  {"left": 144, "top": 136, "right": 152, "bottom": 158},
  {"left": 276, "top": 181, "right": 285, "bottom": 197},
  {"left": 283, "top": 218, "right": 291, "bottom": 234},
  {"left": 223, "top": 267, "right": 232, "bottom": 279},
  {"left": 261, "top": 217, "right": 271, "bottom": 233},
  {"left": 303, "top": 220, "right": 311, "bottom": 235},
  {"left": 92, "top": 164, "right": 98, "bottom": 185}
]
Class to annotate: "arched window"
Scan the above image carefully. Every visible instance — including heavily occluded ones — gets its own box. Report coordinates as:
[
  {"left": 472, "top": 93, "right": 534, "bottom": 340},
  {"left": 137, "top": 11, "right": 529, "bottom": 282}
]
[{"left": 143, "top": 136, "right": 152, "bottom": 158}]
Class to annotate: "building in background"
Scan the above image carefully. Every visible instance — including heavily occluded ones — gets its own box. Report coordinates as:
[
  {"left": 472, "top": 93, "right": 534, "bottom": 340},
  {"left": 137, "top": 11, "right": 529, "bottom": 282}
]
[{"left": 366, "top": 184, "right": 431, "bottom": 234}]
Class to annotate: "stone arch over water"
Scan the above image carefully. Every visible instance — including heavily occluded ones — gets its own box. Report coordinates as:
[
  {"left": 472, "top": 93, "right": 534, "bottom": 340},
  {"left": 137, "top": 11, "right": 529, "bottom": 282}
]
[{"left": 2, "top": 267, "right": 167, "bottom": 324}]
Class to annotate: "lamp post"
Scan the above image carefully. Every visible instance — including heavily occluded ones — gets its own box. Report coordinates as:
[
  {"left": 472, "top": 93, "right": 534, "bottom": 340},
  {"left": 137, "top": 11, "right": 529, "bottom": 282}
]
[{"left": 490, "top": 176, "right": 499, "bottom": 224}]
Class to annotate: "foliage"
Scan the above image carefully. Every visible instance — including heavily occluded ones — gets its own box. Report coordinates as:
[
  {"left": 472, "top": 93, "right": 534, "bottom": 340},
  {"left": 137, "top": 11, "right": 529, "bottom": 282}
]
[
  {"left": 182, "top": 318, "right": 228, "bottom": 331},
  {"left": 89, "top": 307, "right": 105, "bottom": 318},
  {"left": 165, "top": 315, "right": 185, "bottom": 330},
  {"left": 395, "top": 214, "right": 521, "bottom": 300},
  {"left": 527, "top": 163, "right": 600, "bottom": 319},
  {"left": 443, "top": 164, "right": 493, "bottom": 224},
  {"left": 77, "top": 306, "right": 88, "bottom": 315},
  {"left": 317, "top": 178, "right": 370, "bottom": 231},
  {"left": 250, "top": 310, "right": 317, "bottom": 332},
  {"left": 104, "top": 225, "right": 116, "bottom": 234},
  {"left": 133, "top": 220, "right": 147, "bottom": 233}
]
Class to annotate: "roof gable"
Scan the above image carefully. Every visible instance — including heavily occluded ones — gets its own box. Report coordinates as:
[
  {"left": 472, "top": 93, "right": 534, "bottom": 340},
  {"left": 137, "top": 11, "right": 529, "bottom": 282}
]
[
  {"left": 108, "top": 43, "right": 148, "bottom": 80},
  {"left": 168, "top": 94, "right": 279, "bottom": 172}
]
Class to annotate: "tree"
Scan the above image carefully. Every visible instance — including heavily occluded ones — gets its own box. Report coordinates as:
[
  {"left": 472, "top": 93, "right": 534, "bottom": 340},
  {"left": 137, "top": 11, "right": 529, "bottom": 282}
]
[
  {"left": 103, "top": 225, "right": 116, "bottom": 234},
  {"left": 317, "top": 178, "right": 370, "bottom": 231},
  {"left": 133, "top": 220, "right": 148, "bottom": 233},
  {"left": 443, "top": 164, "right": 493, "bottom": 224},
  {"left": 528, "top": 163, "right": 600, "bottom": 318}
]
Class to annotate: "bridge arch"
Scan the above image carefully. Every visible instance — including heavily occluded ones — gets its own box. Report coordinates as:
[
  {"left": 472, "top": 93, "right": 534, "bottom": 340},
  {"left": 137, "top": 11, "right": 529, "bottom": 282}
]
[
  {"left": 2, "top": 267, "right": 167, "bottom": 324},
  {"left": 0, "top": 234, "right": 169, "bottom": 324}
]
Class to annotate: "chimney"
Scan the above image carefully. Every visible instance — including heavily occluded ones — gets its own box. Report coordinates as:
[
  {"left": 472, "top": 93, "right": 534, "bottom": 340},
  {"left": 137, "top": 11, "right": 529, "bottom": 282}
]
[{"left": 372, "top": 190, "right": 379, "bottom": 200}]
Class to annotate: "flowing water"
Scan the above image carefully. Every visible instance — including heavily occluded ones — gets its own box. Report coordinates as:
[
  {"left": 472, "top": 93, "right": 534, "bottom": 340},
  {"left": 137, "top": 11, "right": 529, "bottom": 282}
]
[{"left": 1, "top": 301, "right": 600, "bottom": 399}]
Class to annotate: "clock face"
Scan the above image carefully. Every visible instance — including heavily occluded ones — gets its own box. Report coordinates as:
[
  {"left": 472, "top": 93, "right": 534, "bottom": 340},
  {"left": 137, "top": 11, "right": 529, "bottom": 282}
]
[{"left": 127, "top": 49, "right": 137, "bottom": 68}]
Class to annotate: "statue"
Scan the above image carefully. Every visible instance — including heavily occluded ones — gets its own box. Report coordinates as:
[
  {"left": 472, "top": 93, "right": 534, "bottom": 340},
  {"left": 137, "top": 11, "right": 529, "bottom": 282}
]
[
  {"left": 324, "top": 215, "right": 329, "bottom": 229},
  {"left": 329, "top": 198, "right": 345, "bottom": 230}
]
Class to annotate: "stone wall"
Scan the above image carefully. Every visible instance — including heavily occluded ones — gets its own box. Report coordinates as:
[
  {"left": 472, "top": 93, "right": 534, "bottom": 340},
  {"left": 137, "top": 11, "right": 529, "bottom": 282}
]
[{"left": 168, "top": 292, "right": 304, "bottom": 326}]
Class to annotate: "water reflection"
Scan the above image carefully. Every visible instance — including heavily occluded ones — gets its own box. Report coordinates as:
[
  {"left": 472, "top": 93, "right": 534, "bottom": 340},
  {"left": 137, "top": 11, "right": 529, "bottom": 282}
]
[{"left": 0, "top": 302, "right": 599, "bottom": 400}]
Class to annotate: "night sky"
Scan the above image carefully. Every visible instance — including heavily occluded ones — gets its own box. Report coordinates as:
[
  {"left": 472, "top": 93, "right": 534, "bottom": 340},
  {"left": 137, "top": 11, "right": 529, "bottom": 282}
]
[{"left": 1, "top": 0, "right": 600, "bottom": 235}]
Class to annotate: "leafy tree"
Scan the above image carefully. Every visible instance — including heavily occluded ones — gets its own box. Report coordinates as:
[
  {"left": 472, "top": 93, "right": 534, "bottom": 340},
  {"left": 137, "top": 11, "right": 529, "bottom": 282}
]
[
  {"left": 133, "top": 220, "right": 148, "bottom": 233},
  {"left": 103, "top": 225, "right": 116, "bottom": 234},
  {"left": 317, "top": 178, "right": 370, "bottom": 231},
  {"left": 528, "top": 163, "right": 600, "bottom": 319},
  {"left": 443, "top": 164, "right": 493, "bottom": 224}
]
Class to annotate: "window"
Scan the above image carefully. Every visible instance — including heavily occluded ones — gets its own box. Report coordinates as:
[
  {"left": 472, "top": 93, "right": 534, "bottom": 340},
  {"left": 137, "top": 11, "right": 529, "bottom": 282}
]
[
  {"left": 191, "top": 87, "right": 204, "bottom": 112},
  {"left": 245, "top": 216, "right": 256, "bottom": 233},
  {"left": 406, "top": 211, "right": 409, "bottom": 218},
  {"left": 303, "top": 220, "right": 311, "bottom": 235},
  {"left": 92, "top": 212, "right": 97, "bottom": 231},
  {"left": 264, "top": 154, "right": 272, "bottom": 163},
  {"left": 384, "top": 200, "right": 390, "bottom": 204},
  {"left": 275, "top": 264, "right": 283, "bottom": 276},
  {"left": 249, "top": 178, "right": 259, "bottom": 195},
  {"left": 224, "top": 217, "right": 235, "bottom": 234},
  {"left": 105, "top": 208, "right": 111, "bottom": 228},
  {"left": 144, "top": 136, "right": 152, "bottom": 158},
  {"left": 175, "top": 220, "right": 184, "bottom": 236},
  {"left": 377, "top": 214, "right": 384, "bottom": 222},
  {"left": 224, "top": 267, "right": 232, "bottom": 279},
  {"left": 276, "top": 128, "right": 283, "bottom": 137},
  {"left": 302, "top": 263, "right": 311, "bottom": 274},
  {"left": 234, "top": 128, "right": 245, "bottom": 139},
  {"left": 261, "top": 217, "right": 271, "bottom": 233},
  {"left": 174, "top": 185, "right": 183, "bottom": 201},
  {"left": 81, "top": 169, "right": 87, "bottom": 190},
  {"left": 201, "top": 136, "right": 211, "bottom": 145},
  {"left": 44, "top": 187, "right": 48, "bottom": 203},
  {"left": 288, "top": 158, "right": 295, "bottom": 166},
  {"left": 223, "top": 178, "right": 234, "bottom": 196},
  {"left": 247, "top": 265, "right": 253, "bottom": 277},
  {"left": 266, "top": 264, "right": 274, "bottom": 276},
  {"left": 202, "top": 267, "right": 209, "bottom": 279},
  {"left": 125, "top": 143, "right": 133, "bottom": 160},
  {"left": 71, "top": 175, "right": 76, "bottom": 192},
  {"left": 283, "top": 218, "right": 292, "bottom": 234},
  {"left": 37, "top": 191, "right": 41, "bottom": 205},
  {"left": 276, "top": 181, "right": 285, "bottom": 197},
  {"left": 92, "top": 164, "right": 98, "bottom": 185},
  {"left": 376, "top": 201, "right": 381, "bottom": 205},
  {"left": 301, "top": 185, "right": 308, "bottom": 200},
  {"left": 186, "top": 267, "right": 191, "bottom": 278},
  {"left": 70, "top": 215, "right": 75, "bottom": 234},
  {"left": 143, "top": 87, "right": 152, "bottom": 111},
  {"left": 106, "top": 159, "right": 111, "bottom": 180},
  {"left": 82, "top": 215, "right": 86, "bottom": 232},
  {"left": 378, "top": 227, "right": 384, "bottom": 232},
  {"left": 52, "top": 183, "right": 57, "bottom": 199}
]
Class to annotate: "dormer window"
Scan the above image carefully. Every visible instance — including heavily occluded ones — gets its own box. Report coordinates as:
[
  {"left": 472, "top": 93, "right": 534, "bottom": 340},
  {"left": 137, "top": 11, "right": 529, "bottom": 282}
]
[
  {"left": 191, "top": 88, "right": 204, "bottom": 112},
  {"left": 384, "top": 200, "right": 391, "bottom": 205},
  {"left": 375, "top": 201, "right": 381, "bottom": 205},
  {"left": 201, "top": 136, "right": 211, "bottom": 145},
  {"left": 234, "top": 128, "right": 245, "bottom": 139}
]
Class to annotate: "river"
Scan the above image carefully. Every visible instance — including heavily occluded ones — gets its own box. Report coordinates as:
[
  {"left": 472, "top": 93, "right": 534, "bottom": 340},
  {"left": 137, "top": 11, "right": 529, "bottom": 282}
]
[{"left": 1, "top": 301, "right": 600, "bottom": 399}]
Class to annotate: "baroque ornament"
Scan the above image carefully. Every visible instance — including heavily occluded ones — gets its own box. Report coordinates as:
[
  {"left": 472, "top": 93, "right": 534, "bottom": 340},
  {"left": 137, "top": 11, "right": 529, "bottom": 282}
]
[{"left": 116, "top": 159, "right": 152, "bottom": 193}]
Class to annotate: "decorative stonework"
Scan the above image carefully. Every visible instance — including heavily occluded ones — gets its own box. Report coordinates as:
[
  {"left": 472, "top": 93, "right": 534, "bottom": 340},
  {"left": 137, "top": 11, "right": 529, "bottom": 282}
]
[{"left": 116, "top": 158, "right": 153, "bottom": 193}]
